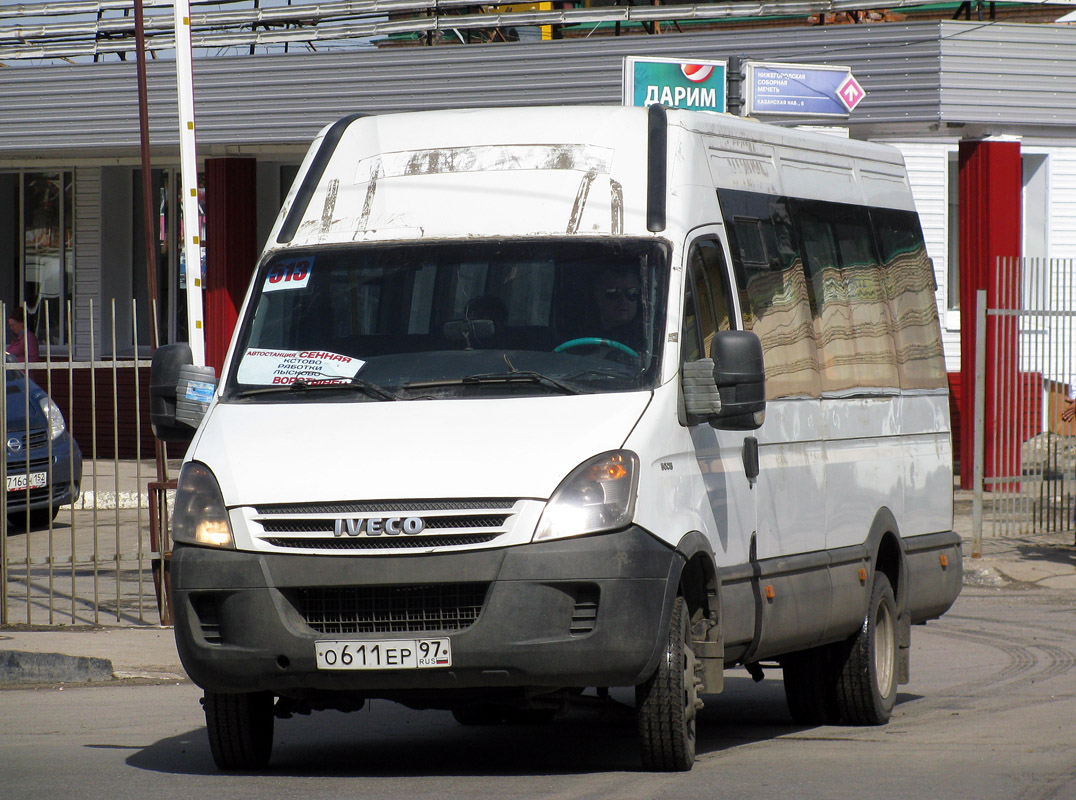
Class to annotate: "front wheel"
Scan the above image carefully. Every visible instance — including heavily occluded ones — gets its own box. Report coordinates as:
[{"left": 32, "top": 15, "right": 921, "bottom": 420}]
[
  {"left": 636, "top": 596, "right": 701, "bottom": 771},
  {"left": 833, "top": 571, "right": 898, "bottom": 725},
  {"left": 203, "top": 690, "right": 275, "bottom": 771}
]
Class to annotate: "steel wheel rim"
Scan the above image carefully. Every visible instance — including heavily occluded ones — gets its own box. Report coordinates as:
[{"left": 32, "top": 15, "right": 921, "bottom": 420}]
[{"left": 874, "top": 597, "right": 896, "bottom": 698}]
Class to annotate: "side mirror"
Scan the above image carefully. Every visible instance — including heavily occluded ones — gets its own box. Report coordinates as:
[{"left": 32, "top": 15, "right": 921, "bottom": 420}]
[
  {"left": 150, "top": 344, "right": 217, "bottom": 442},
  {"left": 710, "top": 330, "right": 766, "bottom": 430},
  {"left": 681, "top": 330, "right": 766, "bottom": 430}
]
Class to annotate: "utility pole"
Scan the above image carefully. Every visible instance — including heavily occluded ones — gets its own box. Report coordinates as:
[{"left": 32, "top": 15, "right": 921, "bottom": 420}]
[{"left": 174, "top": 0, "right": 206, "bottom": 367}]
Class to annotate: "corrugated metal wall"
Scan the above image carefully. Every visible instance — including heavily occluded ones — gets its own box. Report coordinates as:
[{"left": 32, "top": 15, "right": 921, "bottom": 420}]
[
  {"left": 938, "top": 22, "right": 1076, "bottom": 127},
  {"left": 0, "top": 20, "right": 959, "bottom": 157},
  {"left": 4, "top": 21, "right": 1076, "bottom": 159}
]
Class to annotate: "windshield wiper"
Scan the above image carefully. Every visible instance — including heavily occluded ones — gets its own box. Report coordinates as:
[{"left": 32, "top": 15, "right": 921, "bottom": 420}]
[
  {"left": 405, "top": 371, "right": 581, "bottom": 395},
  {"left": 235, "top": 375, "right": 399, "bottom": 401}
]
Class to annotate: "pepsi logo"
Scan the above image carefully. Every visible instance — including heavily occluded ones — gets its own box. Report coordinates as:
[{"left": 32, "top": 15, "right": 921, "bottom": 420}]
[{"left": 681, "top": 64, "right": 714, "bottom": 83}]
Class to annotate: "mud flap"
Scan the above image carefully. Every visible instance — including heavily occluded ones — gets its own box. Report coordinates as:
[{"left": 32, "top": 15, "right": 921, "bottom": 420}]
[
  {"left": 897, "top": 610, "right": 911, "bottom": 685},
  {"left": 694, "top": 638, "right": 724, "bottom": 694}
]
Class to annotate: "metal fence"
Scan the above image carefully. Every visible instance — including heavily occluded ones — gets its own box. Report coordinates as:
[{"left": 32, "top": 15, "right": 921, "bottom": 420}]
[
  {"left": 7, "top": 260, "right": 1076, "bottom": 625},
  {"left": 972, "top": 257, "right": 1076, "bottom": 550},
  {"left": 1, "top": 300, "right": 176, "bottom": 627}
]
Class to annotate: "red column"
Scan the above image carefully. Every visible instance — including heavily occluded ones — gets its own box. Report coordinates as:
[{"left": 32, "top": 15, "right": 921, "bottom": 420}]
[
  {"left": 205, "top": 158, "right": 258, "bottom": 376},
  {"left": 958, "top": 140, "right": 1022, "bottom": 489}
]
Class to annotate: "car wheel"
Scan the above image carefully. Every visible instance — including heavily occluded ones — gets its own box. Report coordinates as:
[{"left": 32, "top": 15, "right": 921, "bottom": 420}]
[
  {"left": 636, "top": 595, "right": 701, "bottom": 771},
  {"left": 203, "top": 690, "right": 275, "bottom": 770},
  {"left": 833, "top": 571, "right": 898, "bottom": 725}
]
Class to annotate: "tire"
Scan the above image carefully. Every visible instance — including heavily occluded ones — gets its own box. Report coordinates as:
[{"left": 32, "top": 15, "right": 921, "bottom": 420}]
[
  {"left": 779, "top": 646, "right": 839, "bottom": 726},
  {"left": 6, "top": 507, "right": 57, "bottom": 532},
  {"left": 203, "top": 691, "right": 275, "bottom": 771},
  {"left": 28, "top": 506, "right": 59, "bottom": 529},
  {"left": 833, "top": 571, "right": 898, "bottom": 725},
  {"left": 636, "top": 596, "right": 701, "bottom": 772}
]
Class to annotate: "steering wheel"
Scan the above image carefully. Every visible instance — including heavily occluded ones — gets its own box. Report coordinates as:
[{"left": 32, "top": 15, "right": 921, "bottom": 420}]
[{"left": 553, "top": 337, "right": 639, "bottom": 359}]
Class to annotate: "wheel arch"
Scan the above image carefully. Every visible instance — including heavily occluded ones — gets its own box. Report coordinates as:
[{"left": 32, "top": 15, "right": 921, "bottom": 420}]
[
  {"left": 675, "top": 531, "right": 719, "bottom": 622},
  {"left": 867, "top": 507, "right": 907, "bottom": 613}
]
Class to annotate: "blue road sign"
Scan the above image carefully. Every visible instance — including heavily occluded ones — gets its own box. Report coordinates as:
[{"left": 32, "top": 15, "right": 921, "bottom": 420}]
[{"left": 746, "top": 62, "right": 862, "bottom": 118}]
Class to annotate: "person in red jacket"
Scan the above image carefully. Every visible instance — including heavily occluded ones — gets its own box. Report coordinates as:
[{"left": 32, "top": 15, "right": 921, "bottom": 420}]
[{"left": 6, "top": 307, "right": 39, "bottom": 363}]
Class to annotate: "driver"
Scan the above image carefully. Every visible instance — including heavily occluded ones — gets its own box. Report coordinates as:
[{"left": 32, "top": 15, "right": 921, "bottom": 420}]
[{"left": 592, "top": 267, "right": 645, "bottom": 353}]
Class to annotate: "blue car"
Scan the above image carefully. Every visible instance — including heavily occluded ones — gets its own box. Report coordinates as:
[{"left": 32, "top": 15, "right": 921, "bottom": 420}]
[{"left": 4, "top": 361, "right": 82, "bottom": 529}]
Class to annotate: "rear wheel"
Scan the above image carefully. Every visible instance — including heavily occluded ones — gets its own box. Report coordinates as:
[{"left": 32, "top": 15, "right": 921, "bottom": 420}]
[
  {"left": 833, "top": 571, "right": 898, "bottom": 725},
  {"left": 203, "top": 691, "right": 275, "bottom": 771},
  {"left": 636, "top": 596, "right": 701, "bottom": 772},
  {"left": 779, "top": 646, "right": 839, "bottom": 725}
]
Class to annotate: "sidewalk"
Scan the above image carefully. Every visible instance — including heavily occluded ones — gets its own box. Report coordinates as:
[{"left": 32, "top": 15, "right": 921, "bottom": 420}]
[
  {"left": 953, "top": 487, "right": 1076, "bottom": 591},
  {"left": 1, "top": 487, "right": 1073, "bottom": 688}
]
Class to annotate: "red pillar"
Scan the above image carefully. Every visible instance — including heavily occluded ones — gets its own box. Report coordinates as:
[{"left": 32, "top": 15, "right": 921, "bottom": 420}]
[
  {"left": 958, "top": 140, "right": 1022, "bottom": 489},
  {"left": 205, "top": 158, "right": 258, "bottom": 376}
]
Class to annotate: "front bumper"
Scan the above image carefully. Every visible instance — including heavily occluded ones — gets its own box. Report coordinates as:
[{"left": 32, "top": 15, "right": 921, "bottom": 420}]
[
  {"left": 171, "top": 526, "right": 681, "bottom": 698},
  {"left": 4, "top": 436, "right": 82, "bottom": 515}
]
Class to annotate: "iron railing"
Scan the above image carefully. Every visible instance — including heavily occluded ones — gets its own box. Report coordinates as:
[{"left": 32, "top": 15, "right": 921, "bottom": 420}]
[{"left": 1, "top": 299, "right": 175, "bottom": 627}]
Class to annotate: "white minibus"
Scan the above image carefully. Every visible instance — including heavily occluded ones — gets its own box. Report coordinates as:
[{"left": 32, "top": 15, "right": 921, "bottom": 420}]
[{"left": 151, "top": 104, "right": 962, "bottom": 772}]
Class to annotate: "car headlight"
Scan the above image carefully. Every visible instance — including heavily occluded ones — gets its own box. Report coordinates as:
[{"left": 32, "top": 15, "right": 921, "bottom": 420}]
[
  {"left": 533, "top": 450, "right": 639, "bottom": 542},
  {"left": 38, "top": 395, "right": 67, "bottom": 440},
  {"left": 172, "top": 462, "right": 234, "bottom": 548}
]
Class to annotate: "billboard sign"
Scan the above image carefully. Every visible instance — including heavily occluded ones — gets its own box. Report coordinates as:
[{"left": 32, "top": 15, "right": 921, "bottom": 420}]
[
  {"left": 746, "top": 62, "right": 865, "bottom": 118},
  {"left": 623, "top": 56, "right": 727, "bottom": 113}
]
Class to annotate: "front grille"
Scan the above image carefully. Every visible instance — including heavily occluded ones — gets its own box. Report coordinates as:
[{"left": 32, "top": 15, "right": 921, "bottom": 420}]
[
  {"left": 250, "top": 498, "right": 524, "bottom": 553},
  {"left": 265, "top": 533, "right": 500, "bottom": 550},
  {"left": 4, "top": 431, "right": 49, "bottom": 453},
  {"left": 292, "top": 583, "right": 490, "bottom": 634},
  {"left": 259, "top": 515, "right": 509, "bottom": 534},
  {"left": 5, "top": 457, "right": 50, "bottom": 471}
]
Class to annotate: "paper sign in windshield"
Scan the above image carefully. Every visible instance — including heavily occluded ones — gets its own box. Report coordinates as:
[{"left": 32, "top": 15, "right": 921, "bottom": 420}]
[
  {"left": 238, "top": 349, "right": 364, "bottom": 386},
  {"left": 263, "top": 257, "right": 313, "bottom": 292}
]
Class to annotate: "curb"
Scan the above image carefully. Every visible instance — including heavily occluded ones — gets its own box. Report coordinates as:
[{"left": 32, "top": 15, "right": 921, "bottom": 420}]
[{"left": 0, "top": 650, "right": 114, "bottom": 686}]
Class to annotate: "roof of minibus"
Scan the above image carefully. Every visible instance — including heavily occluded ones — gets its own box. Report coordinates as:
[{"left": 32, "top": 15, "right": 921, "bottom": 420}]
[{"left": 267, "top": 105, "right": 910, "bottom": 250}]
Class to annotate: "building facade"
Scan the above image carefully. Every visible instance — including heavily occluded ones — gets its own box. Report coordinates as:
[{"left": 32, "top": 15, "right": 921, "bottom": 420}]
[{"left": 3, "top": 19, "right": 1076, "bottom": 465}]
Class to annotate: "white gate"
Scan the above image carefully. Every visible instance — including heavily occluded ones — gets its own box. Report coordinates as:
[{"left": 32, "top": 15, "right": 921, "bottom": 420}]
[{"left": 972, "top": 258, "right": 1076, "bottom": 551}]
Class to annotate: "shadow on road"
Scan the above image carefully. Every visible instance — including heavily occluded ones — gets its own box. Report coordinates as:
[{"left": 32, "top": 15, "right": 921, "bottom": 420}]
[{"left": 125, "top": 672, "right": 863, "bottom": 777}]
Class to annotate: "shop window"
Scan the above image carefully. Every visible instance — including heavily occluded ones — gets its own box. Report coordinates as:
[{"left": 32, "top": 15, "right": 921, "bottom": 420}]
[
  {"left": 133, "top": 168, "right": 205, "bottom": 346},
  {"left": 2, "top": 171, "right": 74, "bottom": 352}
]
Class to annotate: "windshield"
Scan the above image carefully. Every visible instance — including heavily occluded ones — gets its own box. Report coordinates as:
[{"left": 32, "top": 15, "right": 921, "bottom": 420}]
[{"left": 225, "top": 238, "right": 670, "bottom": 401}]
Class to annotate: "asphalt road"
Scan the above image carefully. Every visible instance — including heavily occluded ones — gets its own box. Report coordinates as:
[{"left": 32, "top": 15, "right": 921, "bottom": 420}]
[{"left": 1, "top": 584, "right": 1073, "bottom": 800}]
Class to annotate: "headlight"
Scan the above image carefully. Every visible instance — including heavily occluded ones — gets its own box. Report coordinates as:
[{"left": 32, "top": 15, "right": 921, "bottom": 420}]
[
  {"left": 533, "top": 450, "right": 639, "bottom": 542},
  {"left": 38, "top": 395, "right": 67, "bottom": 440},
  {"left": 172, "top": 462, "right": 234, "bottom": 548}
]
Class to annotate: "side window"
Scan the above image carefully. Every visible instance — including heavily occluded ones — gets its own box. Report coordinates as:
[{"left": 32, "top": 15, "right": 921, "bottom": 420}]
[
  {"left": 794, "top": 200, "right": 899, "bottom": 393},
  {"left": 682, "top": 276, "right": 702, "bottom": 363},
  {"left": 681, "top": 238, "right": 733, "bottom": 363},
  {"left": 872, "top": 207, "right": 947, "bottom": 390},
  {"left": 720, "top": 189, "right": 820, "bottom": 400}
]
